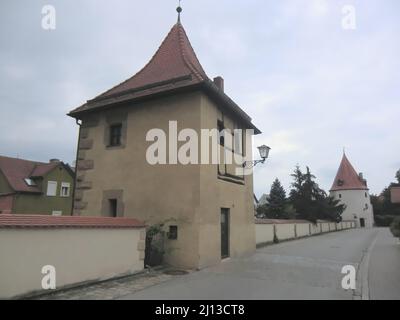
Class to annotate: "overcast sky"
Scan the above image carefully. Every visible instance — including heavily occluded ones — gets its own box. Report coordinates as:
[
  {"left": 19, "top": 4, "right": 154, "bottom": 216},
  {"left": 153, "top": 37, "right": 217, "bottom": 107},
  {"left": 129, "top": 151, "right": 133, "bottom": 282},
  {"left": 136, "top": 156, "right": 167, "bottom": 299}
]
[{"left": 0, "top": 0, "right": 399, "bottom": 196}]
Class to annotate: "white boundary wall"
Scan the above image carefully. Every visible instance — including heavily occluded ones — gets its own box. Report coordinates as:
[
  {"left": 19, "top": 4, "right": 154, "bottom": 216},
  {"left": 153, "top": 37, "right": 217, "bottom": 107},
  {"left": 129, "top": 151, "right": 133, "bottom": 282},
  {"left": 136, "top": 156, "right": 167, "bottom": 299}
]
[
  {"left": 296, "top": 223, "right": 310, "bottom": 238},
  {"left": 255, "top": 223, "right": 274, "bottom": 244},
  {"left": 0, "top": 227, "right": 146, "bottom": 299},
  {"left": 275, "top": 224, "right": 295, "bottom": 241},
  {"left": 255, "top": 220, "right": 356, "bottom": 246}
]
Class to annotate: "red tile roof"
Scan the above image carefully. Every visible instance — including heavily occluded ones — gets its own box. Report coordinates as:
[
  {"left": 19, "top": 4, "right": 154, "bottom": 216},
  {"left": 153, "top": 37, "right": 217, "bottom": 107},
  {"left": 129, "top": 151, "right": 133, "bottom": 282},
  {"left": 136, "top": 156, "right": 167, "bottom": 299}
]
[
  {"left": 330, "top": 154, "right": 368, "bottom": 191},
  {"left": 0, "top": 214, "right": 145, "bottom": 229},
  {"left": 68, "top": 22, "right": 261, "bottom": 134},
  {"left": 0, "top": 156, "right": 67, "bottom": 193},
  {"left": 30, "top": 162, "right": 58, "bottom": 177},
  {"left": 97, "top": 22, "right": 207, "bottom": 99}
]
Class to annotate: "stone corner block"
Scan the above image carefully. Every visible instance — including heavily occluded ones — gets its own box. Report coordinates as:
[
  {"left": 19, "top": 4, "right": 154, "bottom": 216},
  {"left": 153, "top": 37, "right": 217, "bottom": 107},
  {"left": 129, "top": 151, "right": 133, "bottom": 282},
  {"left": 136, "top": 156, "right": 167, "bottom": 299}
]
[
  {"left": 77, "top": 160, "right": 94, "bottom": 171},
  {"left": 79, "top": 139, "right": 94, "bottom": 150},
  {"left": 137, "top": 240, "right": 146, "bottom": 251}
]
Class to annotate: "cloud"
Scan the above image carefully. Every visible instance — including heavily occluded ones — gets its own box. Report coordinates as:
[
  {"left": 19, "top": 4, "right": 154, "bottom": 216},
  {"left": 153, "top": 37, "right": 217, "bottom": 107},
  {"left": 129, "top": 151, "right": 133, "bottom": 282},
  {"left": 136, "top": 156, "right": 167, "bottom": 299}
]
[
  {"left": 0, "top": 0, "right": 398, "bottom": 196},
  {"left": 309, "top": 0, "right": 330, "bottom": 17},
  {"left": 256, "top": 130, "right": 303, "bottom": 155}
]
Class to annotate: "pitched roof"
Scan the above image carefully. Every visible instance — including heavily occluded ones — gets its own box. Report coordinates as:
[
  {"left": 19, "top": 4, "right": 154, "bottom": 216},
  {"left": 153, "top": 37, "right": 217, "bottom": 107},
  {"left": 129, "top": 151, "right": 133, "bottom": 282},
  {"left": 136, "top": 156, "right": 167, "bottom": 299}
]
[
  {"left": 330, "top": 154, "right": 368, "bottom": 191},
  {"left": 30, "top": 162, "right": 58, "bottom": 177},
  {"left": 97, "top": 22, "right": 206, "bottom": 99},
  {"left": 0, "top": 214, "right": 145, "bottom": 229},
  {"left": 68, "top": 22, "right": 261, "bottom": 134},
  {"left": 0, "top": 156, "right": 69, "bottom": 193}
]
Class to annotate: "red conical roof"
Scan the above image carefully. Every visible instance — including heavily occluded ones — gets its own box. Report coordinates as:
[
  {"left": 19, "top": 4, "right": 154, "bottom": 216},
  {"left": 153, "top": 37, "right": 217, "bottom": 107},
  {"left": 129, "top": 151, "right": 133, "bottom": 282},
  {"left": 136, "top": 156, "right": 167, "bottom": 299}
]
[
  {"left": 68, "top": 21, "right": 261, "bottom": 133},
  {"left": 97, "top": 22, "right": 207, "bottom": 99},
  {"left": 330, "top": 154, "right": 368, "bottom": 191}
]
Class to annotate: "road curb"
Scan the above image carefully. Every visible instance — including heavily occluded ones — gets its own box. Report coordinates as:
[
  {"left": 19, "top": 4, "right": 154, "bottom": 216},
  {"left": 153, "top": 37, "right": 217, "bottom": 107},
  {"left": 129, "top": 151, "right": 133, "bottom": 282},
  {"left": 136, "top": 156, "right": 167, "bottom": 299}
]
[{"left": 356, "top": 231, "right": 379, "bottom": 300}]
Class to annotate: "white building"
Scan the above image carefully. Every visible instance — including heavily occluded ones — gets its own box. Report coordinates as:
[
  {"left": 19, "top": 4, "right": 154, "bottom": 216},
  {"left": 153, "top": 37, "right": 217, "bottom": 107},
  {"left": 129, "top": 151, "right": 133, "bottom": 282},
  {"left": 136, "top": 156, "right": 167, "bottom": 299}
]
[
  {"left": 258, "top": 194, "right": 270, "bottom": 207},
  {"left": 330, "top": 153, "right": 374, "bottom": 228}
]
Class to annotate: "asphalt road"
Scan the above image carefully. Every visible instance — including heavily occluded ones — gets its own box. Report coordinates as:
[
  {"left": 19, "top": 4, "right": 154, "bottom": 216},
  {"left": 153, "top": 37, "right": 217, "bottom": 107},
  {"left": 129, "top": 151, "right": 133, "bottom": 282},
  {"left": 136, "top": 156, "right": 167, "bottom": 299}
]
[{"left": 120, "top": 228, "right": 400, "bottom": 300}]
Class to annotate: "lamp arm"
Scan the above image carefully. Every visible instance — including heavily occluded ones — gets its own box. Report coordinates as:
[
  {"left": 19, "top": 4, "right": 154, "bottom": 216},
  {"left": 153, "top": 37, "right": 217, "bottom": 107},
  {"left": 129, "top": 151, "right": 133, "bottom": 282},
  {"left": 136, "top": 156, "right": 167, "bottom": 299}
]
[{"left": 242, "top": 158, "right": 266, "bottom": 169}]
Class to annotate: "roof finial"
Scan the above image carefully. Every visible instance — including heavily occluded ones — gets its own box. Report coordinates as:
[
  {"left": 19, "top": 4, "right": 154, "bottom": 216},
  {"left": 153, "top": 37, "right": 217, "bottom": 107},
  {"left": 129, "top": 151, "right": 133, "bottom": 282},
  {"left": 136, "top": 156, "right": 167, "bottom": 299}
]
[
  {"left": 177, "top": 0, "right": 182, "bottom": 23},
  {"left": 343, "top": 146, "right": 346, "bottom": 155}
]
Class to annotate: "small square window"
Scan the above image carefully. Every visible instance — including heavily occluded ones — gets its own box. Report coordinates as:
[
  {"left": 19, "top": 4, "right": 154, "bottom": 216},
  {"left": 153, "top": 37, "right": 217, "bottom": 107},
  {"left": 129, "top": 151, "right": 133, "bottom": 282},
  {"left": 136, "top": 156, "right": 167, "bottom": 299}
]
[
  {"left": 109, "top": 124, "right": 122, "bottom": 146},
  {"left": 60, "top": 182, "right": 70, "bottom": 197},
  {"left": 217, "top": 120, "right": 225, "bottom": 146},
  {"left": 168, "top": 225, "right": 178, "bottom": 240},
  {"left": 24, "top": 178, "right": 37, "bottom": 186}
]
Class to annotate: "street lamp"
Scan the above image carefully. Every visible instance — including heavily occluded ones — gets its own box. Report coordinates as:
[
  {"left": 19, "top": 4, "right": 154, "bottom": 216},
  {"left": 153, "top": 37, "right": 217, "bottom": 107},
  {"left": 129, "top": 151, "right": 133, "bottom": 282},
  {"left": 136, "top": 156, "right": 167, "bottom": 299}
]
[{"left": 242, "top": 145, "right": 271, "bottom": 169}]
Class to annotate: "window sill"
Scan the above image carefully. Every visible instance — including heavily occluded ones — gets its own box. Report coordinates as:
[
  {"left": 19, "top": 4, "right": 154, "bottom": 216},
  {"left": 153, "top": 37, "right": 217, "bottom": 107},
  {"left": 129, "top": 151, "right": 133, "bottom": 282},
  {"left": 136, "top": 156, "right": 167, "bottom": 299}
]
[
  {"left": 106, "top": 144, "right": 125, "bottom": 150},
  {"left": 219, "top": 145, "right": 244, "bottom": 157},
  {"left": 218, "top": 174, "right": 245, "bottom": 185}
]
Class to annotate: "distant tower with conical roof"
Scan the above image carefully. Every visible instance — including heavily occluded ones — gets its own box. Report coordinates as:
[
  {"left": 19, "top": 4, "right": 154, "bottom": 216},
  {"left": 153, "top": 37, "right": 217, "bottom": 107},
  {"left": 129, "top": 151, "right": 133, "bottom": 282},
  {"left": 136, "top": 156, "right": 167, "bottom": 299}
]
[{"left": 330, "top": 153, "right": 374, "bottom": 228}]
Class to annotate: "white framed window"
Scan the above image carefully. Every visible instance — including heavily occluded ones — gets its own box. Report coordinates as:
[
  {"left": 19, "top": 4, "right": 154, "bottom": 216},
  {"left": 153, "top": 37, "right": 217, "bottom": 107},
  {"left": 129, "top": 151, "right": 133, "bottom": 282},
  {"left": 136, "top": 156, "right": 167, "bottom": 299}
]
[
  {"left": 46, "top": 181, "right": 57, "bottom": 196},
  {"left": 60, "top": 182, "right": 71, "bottom": 197},
  {"left": 24, "top": 178, "right": 37, "bottom": 186},
  {"left": 52, "top": 211, "right": 62, "bottom": 216}
]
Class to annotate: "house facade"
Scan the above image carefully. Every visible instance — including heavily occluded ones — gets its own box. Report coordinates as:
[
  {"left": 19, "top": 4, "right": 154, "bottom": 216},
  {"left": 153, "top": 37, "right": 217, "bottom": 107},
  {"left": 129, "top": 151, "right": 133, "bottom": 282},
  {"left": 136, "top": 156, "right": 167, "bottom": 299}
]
[
  {"left": 0, "top": 156, "right": 74, "bottom": 215},
  {"left": 68, "top": 21, "right": 261, "bottom": 269},
  {"left": 390, "top": 185, "right": 400, "bottom": 204},
  {"left": 330, "top": 153, "right": 374, "bottom": 228}
]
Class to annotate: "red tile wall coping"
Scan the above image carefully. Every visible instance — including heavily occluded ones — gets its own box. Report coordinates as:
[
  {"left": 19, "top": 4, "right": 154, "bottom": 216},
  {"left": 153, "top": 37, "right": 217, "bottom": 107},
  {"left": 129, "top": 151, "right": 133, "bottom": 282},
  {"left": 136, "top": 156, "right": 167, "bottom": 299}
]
[
  {"left": 255, "top": 219, "right": 354, "bottom": 225},
  {"left": 255, "top": 219, "right": 310, "bottom": 225},
  {"left": 0, "top": 214, "right": 145, "bottom": 229}
]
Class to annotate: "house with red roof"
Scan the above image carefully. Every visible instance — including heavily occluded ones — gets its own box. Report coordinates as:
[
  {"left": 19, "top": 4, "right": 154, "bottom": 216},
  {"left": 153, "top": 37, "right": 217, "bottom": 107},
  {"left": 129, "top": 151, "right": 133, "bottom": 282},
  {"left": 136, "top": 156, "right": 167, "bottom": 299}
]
[
  {"left": 67, "top": 8, "right": 261, "bottom": 268},
  {"left": 0, "top": 156, "right": 74, "bottom": 215},
  {"left": 330, "top": 153, "right": 374, "bottom": 228}
]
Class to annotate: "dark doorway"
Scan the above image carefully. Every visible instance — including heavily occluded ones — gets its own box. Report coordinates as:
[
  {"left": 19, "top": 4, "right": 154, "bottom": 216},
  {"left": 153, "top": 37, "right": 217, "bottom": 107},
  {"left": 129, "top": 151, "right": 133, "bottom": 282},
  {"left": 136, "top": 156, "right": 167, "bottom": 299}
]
[
  {"left": 221, "top": 208, "right": 230, "bottom": 259},
  {"left": 109, "top": 199, "right": 117, "bottom": 217},
  {"left": 360, "top": 218, "right": 365, "bottom": 228}
]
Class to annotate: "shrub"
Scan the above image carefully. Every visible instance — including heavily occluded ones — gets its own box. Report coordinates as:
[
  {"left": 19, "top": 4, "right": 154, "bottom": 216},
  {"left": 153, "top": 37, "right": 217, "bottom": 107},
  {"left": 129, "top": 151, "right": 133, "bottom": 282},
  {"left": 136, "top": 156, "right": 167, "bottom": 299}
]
[
  {"left": 374, "top": 215, "right": 395, "bottom": 227},
  {"left": 145, "top": 224, "right": 165, "bottom": 267},
  {"left": 390, "top": 217, "right": 400, "bottom": 239}
]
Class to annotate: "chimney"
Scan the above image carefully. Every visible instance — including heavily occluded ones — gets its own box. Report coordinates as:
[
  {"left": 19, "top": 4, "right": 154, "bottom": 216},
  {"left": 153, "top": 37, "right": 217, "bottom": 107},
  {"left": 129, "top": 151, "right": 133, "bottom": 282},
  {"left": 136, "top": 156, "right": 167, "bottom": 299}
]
[
  {"left": 49, "top": 159, "right": 60, "bottom": 164},
  {"left": 213, "top": 76, "right": 224, "bottom": 92},
  {"left": 359, "top": 172, "right": 367, "bottom": 186}
]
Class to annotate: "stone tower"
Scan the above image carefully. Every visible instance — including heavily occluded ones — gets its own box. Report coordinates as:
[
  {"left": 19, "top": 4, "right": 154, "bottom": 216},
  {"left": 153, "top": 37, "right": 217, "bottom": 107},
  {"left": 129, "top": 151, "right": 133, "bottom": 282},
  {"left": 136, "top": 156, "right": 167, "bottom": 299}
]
[{"left": 330, "top": 153, "right": 374, "bottom": 228}]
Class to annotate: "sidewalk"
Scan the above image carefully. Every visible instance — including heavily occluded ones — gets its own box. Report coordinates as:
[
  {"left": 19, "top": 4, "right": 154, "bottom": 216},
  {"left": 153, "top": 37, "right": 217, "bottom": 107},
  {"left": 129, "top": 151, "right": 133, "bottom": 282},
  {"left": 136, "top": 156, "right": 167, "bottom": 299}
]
[
  {"left": 35, "top": 268, "right": 177, "bottom": 300},
  {"left": 368, "top": 228, "right": 400, "bottom": 300}
]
